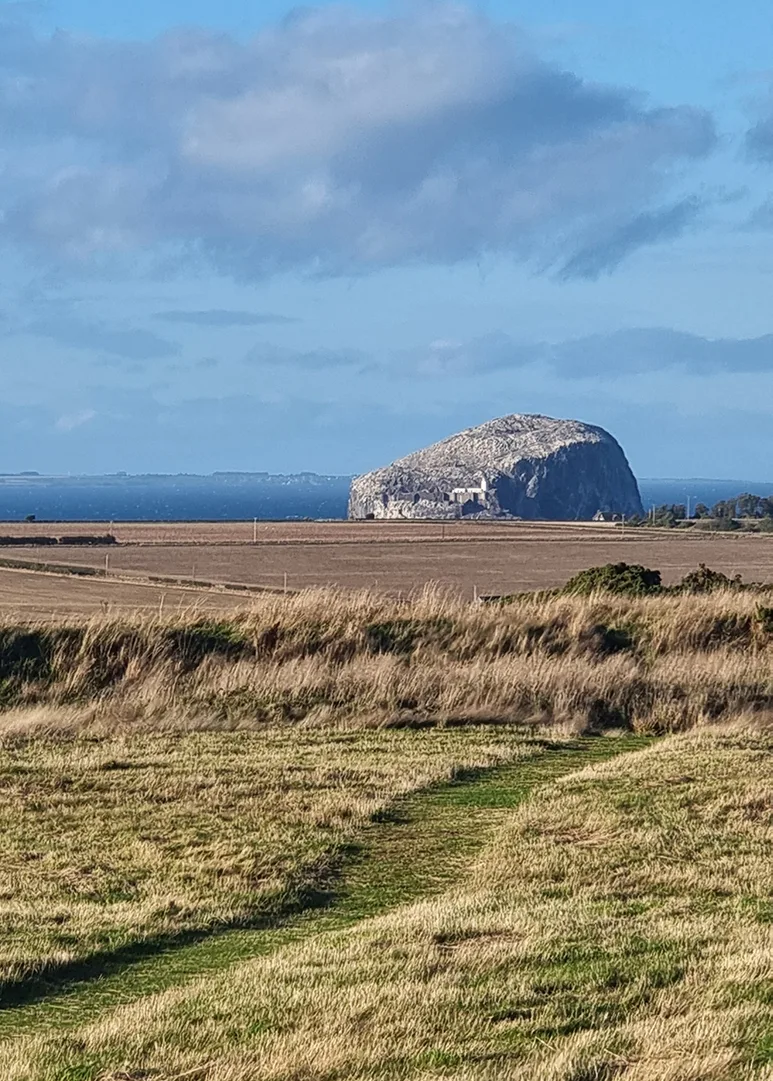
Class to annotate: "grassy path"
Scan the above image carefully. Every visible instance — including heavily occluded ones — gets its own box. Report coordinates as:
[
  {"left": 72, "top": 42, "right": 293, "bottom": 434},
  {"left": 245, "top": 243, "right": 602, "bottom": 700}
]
[{"left": 0, "top": 734, "right": 650, "bottom": 1043}]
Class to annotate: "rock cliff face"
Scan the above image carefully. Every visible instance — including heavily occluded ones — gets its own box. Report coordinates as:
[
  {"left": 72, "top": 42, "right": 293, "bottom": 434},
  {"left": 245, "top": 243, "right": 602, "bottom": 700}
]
[{"left": 348, "top": 414, "right": 643, "bottom": 521}]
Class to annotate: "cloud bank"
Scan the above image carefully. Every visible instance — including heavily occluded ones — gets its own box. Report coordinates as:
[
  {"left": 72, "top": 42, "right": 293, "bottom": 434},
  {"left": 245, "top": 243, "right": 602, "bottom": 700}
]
[
  {"left": 747, "top": 85, "right": 773, "bottom": 227},
  {"left": 23, "top": 316, "right": 180, "bottom": 360},
  {"left": 0, "top": 4, "right": 714, "bottom": 278},
  {"left": 416, "top": 327, "right": 773, "bottom": 378}
]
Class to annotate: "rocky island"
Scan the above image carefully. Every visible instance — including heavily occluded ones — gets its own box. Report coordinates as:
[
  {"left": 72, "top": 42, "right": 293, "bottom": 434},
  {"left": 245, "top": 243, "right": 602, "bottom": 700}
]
[{"left": 349, "top": 413, "right": 643, "bottom": 521}]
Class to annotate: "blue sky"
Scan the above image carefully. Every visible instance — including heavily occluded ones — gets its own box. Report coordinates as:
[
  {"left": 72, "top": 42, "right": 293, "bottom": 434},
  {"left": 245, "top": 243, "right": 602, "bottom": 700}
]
[{"left": 1, "top": 0, "right": 772, "bottom": 477}]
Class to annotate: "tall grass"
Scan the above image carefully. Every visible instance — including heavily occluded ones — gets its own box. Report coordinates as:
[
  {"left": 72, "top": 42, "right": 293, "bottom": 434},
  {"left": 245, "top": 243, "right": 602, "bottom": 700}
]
[{"left": 0, "top": 586, "right": 771, "bottom": 734}]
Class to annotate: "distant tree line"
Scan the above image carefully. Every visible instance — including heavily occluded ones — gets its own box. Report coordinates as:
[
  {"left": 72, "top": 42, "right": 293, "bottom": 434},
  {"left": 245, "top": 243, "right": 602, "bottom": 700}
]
[
  {"left": 697, "top": 494, "right": 773, "bottom": 519},
  {"left": 631, "top": 493, "right": 773, "bottom": 530}
]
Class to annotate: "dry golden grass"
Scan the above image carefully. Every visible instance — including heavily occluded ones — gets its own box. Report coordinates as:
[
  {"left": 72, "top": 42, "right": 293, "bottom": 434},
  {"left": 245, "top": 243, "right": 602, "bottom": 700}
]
[
  {"left": 0, "top": 723, "right": 533, "bottom": 992},
  {"left": 9, "top": 726, "right": 773, "bottom": 1080},
  {"left": 0, "top": 585, "right": 771, "bottom": 732}
]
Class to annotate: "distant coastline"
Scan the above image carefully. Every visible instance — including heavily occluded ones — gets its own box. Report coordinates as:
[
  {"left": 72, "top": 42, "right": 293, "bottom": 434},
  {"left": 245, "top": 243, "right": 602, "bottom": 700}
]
[
  {"left": 0, "top": 473, "right": 770, "bottom": 523},
  {"left": 0, "top": 472, "right": 352, "bottom": 483}
]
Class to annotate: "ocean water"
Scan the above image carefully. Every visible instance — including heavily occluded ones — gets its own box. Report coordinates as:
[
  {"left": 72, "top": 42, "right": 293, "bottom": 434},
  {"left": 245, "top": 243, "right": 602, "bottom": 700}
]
[
  {"left": 0, "top": 474, "right": 769, "bottom": 523},
  {"left": 0, "top": 475, "right": 353, "bottom": 522}
]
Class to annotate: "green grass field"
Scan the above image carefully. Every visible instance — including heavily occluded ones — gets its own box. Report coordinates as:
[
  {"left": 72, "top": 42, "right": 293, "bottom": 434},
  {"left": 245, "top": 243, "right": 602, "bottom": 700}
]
[
  {"left": 2, "top": 728, "right": 773, "bottom": 1079},
  {"left": 0, "top": 726, "right": 541, "bottom": 999},
  {"left": 0, "top": 586, "right": 772, "bottom": 1078}
]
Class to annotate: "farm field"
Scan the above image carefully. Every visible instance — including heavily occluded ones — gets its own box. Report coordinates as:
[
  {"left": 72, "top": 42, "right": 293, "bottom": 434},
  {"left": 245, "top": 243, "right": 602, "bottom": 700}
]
[
  {"left": 0, "top": 519, "right": 628, "bottom": 545},
  {"left": 0, "top": 565, "right": 248, "bottom": 617},
  {"left": 4, "top": 519, "right": 773, "bottom": 596}
]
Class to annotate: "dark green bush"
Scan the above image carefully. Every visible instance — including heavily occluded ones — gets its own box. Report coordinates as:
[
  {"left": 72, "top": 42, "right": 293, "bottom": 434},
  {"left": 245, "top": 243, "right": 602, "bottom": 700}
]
[
  {"left": 0, "top": 630, "right": 54, "bottom": 682},
  {"left": 82, "top": 631, "right": 151, "bottom": 691},
  {"left": 0, "top": 536, "right": 58, "bottom": 547},
  {"left": 678, "top": 564, "right": 743, "bottom": 593},
  {"left": 366, "top": 620, "right": 419, "bottom": 655},
  {"left": 691, "top": 517, "right": 741, "bottom": 533},
  {"left": 0, "top": 627, "right": 82, "bottom": 702},
  {"left": 562, "top": 563, "right": 662, "bottom": 597},
  {"left": 59, "top": 534, "right": 117, "bottom": 546}
]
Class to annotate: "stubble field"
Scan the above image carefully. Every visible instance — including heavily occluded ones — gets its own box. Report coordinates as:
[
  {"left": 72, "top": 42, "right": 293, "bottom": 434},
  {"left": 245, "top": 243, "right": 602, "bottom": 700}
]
[
  {"left": 0, "top": 565, "right": 248, "bottom": 618},
  {"left": 1, "top": 519, "right": 773, "bottom": 602}
]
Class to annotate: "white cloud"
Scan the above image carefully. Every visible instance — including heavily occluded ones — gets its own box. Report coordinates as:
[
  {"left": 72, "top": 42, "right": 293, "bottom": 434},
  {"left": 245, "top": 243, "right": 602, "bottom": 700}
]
[
  {"left": 54, "top": 408, "right": 96, "bottom": 432},
  {"left": 0, "top": 4, "right": 716, "bottom": 277}
]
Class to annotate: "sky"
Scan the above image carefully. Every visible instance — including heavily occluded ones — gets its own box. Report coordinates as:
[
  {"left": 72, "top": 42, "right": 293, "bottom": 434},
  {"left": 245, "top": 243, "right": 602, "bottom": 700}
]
[{"left": 1, "top": 0, "right": 772, "bottom": 478}]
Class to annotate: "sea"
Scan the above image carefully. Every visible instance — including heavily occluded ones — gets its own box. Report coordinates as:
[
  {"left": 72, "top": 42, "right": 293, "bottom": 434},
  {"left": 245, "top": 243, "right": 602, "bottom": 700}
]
[{"left": 0, "top": 474, "right": 769, "bottom": 523}]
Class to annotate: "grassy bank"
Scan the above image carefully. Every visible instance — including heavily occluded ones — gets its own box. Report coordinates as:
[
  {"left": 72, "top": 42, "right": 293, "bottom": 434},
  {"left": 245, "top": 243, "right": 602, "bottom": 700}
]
[
  {"left": 0, "top": 585, "right": 771, "bottom": 732},
  {"left": 5, "top": 727, "right": 773, "bottom": 1079}
]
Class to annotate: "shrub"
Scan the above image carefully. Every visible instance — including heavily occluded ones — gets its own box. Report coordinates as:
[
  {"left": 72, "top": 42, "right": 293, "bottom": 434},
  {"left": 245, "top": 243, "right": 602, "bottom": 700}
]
[
  {"left": 0, "top": 536, "right": 58, "bottom": 547},
  {"left": 577, "top": 623, "right": 636, "bottom": 657},
  {"left": 59, "top": 534, "right": 117, "bottom": 546},
  {"left": 678, "top": 564, "right": 743, "bottom": 594},
  {"left": 0, "top": 630, "right": 54, "bottom": 682},
  {"left": 562, "top": 563, "right": 662, "bottom": 597}
]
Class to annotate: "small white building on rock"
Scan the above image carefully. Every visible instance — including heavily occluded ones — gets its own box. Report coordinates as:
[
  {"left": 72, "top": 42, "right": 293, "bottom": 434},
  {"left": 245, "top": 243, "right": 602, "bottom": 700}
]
[{"left": 449, "top": 475, "right": 490, "bottom": 510}]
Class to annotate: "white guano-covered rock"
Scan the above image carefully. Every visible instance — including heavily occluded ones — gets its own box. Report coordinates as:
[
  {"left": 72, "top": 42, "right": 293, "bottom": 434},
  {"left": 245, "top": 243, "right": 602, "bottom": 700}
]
[{"left": 348, "top": 414, "right": 643, "bottom": 521}]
